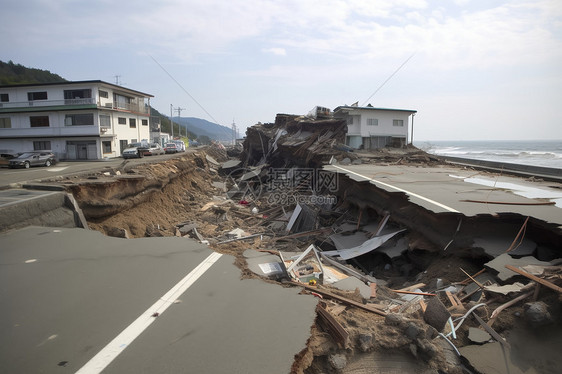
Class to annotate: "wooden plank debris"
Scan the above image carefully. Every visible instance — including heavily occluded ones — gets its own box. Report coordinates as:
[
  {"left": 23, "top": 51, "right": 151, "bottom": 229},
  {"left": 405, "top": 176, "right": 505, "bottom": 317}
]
[
  {"left": 505, "top": 216, "right": 529, "bottom": 253},
  {"left": 460, "top": 267, "right": 484, "bottom": 289},
  {"left": 391, "top": 289, "right": 436, "bottom": 297},
  {"left": 505, "top": 265, "right": 562, "bottom": 293},
  {"left": 445, "top": 291, "right": 460, "bottom": 307},
  {"left": 397, "top": 283, "right": 426, "bottom": 292},
  {"left": 370, "top": 283, "right": 377, "bottom": 299},
  {"left": 316, "top": 303, "right": 349, "bottom": 348},
  {"left": 459, "top": 269, "right": 486, "bottom": 285},
  {"left": 290, "top": 281, "right": 387, "bottom": 316}
]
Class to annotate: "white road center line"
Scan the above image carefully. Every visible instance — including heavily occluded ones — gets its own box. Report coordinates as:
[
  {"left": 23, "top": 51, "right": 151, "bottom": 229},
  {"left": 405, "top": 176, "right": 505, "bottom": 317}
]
[
  {"left": 330, "top": 165, "right": 460, "bottom": 213},
  {"left": 75, "top": 251, "right": 223, "bottom": 374}
]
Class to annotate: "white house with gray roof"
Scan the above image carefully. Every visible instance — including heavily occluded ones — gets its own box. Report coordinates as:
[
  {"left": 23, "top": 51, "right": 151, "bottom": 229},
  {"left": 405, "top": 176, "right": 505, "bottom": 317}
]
[{"left": 333, "top": 105, "right": 417, "bottom": 149}]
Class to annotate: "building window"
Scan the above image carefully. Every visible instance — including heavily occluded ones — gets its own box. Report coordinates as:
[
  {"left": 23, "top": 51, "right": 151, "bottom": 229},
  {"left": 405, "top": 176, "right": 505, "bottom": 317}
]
[
  {"left": 100, "top": 115, "right": 111, "bottom": 128},
  {"left": 27, "top": 91, "right": 48, "bottom": 101},
  {"left": 141, "top": 119, "right": 148, "bottom": 126},
  {"left": 118, "top": 117, "right": 126, "bottom": 125},
  {"left": 33, "top": 141, "right": 51, "bottom": 150},
  {"left": 102, "top": 141, "right": 112, "bottom": 154},
  {"left": 129, "top": 118, "right": 136, "bottom": 128},
  {"left": 367, "top": 118, "right": 378, "bottom": 126},
  {"left": 0, "top": 93, "right": 8, "bottom": 102},
  {"left": 30, "top": 116, "right": 50, "bottom": 127},
  {"left": 114, "top": 94, "right": 132, "bottom": 110},
  {"left": 64, "top": 89, "right": 92, "bottom": 99},
  {"left": 99, "top": 90, "right": 109, "bottom": 98},
  {"left": 65, "top": 113, "right": 94, "bottom": 126},
  {"left": 347, "top": 117, "right": 354, "bottom": 125},
  {"left": 0, "top": 117, "right": 11, "bottom": 128},
  {"left": 393, "top": 119, "right": 404, "bottom": 127}
]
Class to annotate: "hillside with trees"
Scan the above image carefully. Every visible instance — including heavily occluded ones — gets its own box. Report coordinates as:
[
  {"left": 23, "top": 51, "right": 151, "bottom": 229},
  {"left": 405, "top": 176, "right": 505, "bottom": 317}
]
[{"left": 0, "top": 60, "right": 66, "bottom": 85}]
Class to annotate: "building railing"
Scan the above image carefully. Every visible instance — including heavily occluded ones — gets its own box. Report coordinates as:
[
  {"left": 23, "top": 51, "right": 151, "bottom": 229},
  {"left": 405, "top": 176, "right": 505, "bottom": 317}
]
[
  {"left": 0, "top": 98, "right": 149, "bottom": 114},
  {"left": 0, "top": 98, "right": 96, "bottom": 108}
]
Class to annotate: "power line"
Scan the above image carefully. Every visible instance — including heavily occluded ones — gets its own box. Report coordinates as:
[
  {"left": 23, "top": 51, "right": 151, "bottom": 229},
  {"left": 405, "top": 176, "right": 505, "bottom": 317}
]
[
  {"left": 362, "top": 53, "right": 415, "bottom": 107},
  {"left": 149, "top": 54, "right": 220, "bottom": 124}
]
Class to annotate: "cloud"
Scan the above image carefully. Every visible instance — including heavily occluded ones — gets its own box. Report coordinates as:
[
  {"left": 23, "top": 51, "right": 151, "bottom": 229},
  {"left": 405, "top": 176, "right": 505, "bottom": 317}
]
[{"left": 262, "top": 48, "right": 287, "bottom": 56}]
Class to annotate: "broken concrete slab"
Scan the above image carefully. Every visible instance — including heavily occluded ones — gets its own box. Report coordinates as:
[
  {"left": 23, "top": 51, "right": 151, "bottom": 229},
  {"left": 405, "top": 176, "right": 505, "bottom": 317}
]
[
  {"left": 473, "top": 235, "right": 536, "bottom": 258},
  {"left": 205, "top": 154, "right": 220, "bottom": 166},
  {"left": 460, "top": 342, "right": 536, "bottom": 374},
  {"left": 221, "top": 159, "right": 241, "bottom": 169},
  {"left": 485, "top": 254, "right": 551, "bottom": 281},
  {"left": 329, "top": 230, "right": 370, "bottom": 250},
  {"left": 331, "top": 277, "right": 372, "bottom": 300},
  {"left": 378, "top": 236, "right": 409, "bottom": 259},
  {"left": 468, "top": 327, "right": 492, "bottom": 344},
  {"left": 484, "top": 282, "right": 527, "bottom": 295},
  {"left": 244, "top": 249, "right": 286, "bottom": 279}
]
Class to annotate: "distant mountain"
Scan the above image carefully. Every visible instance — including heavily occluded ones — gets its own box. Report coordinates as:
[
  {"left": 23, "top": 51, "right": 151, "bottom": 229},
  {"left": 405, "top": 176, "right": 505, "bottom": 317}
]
[{"left": 174, "top": 117, "right": 234, "bottom": 142}]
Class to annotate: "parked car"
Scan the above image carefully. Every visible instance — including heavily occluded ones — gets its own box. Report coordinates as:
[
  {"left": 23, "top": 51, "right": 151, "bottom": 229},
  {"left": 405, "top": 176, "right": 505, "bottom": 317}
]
[
  {"left": 164, "top": 143, "right": 178, "bottom": 154},
  {"left": 171, "top": 140, "right": 186, "bottom": 152},
  {"left": 122, "top": 142, "right": 150, "bottom": 159},
  {"left": 0, "top": 152, "right": 18, "bottom": 168},
  {"left": 8, "top": 152, "right": 56, "bottom": 168},
  {"left": 144, "top": 143, "right": 164, "bottom": 156}
]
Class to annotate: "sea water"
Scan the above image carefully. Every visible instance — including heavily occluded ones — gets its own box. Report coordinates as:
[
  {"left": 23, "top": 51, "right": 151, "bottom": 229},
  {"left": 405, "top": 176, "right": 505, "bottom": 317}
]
[{"left": 416, "top": 140, "right": 562, "bottom": 169}]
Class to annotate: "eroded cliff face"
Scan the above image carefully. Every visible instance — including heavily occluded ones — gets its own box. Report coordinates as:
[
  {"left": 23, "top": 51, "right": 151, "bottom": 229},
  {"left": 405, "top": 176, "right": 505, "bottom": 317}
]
[{"left": 53, "top": 149, "right": 230, "bottom": 238}]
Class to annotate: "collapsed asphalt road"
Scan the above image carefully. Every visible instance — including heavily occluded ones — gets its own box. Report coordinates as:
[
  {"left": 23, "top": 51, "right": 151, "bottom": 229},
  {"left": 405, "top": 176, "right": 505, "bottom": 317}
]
[{"left": 1, "top": 116, "right": 562, "bottom": 373}]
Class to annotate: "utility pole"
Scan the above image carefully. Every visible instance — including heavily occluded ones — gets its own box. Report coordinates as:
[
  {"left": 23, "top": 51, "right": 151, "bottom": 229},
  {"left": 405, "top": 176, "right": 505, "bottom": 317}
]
[
  {"left": 231, "top": 120, "right": 237, "bottom": 146},
  {"left": 175, "top": 106, "right": 185, "bottom": 137},
  {"left": 170, "top": 104, "right": 174, "bottom": 139}
]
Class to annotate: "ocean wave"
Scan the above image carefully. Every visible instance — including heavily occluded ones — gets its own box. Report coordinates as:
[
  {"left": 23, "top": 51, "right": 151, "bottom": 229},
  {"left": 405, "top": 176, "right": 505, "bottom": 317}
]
[
  {"left": 431, "top": 149, "right": 561, "bottom": 159},
  {"left": 421, "top": 141, "right": 562, "bottom": 169}
]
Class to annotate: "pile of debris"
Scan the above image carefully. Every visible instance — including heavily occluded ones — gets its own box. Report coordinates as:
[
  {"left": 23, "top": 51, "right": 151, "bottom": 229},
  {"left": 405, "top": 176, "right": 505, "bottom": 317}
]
[
  {"left": 174, "top": 116, "right": 561, "bottom": 374},
  {"left": 240, "top": 114, "right": 352, "bottom": 168},
  {"left": 61, "top": 114, "right": 561, "bottom": 373}
]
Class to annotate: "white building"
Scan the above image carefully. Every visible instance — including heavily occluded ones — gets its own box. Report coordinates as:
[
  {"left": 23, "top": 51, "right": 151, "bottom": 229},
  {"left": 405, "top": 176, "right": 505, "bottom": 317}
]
[
  {"left": 333, "top": 105, "right": 417, "bottom": 149},
  {"left": 0, "top": 80, "right": 153, "bottom": 160}
]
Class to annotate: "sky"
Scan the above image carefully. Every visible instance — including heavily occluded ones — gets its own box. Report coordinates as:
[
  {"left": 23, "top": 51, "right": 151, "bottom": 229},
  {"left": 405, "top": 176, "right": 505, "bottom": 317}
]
[{"left": 1, "top": 0, "right": 561, "bottom": 141}]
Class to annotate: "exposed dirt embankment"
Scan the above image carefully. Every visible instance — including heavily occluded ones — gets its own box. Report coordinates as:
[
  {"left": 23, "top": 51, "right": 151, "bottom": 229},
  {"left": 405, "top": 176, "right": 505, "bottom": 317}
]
[{"left": 53, "top": 149, "right": 230, "bottom": 238}]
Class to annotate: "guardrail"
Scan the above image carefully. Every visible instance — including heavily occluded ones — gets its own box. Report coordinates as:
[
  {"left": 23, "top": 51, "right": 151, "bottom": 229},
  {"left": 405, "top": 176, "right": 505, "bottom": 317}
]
[{"left": 440, "top": 155, "right": 562, "bottom": 182}]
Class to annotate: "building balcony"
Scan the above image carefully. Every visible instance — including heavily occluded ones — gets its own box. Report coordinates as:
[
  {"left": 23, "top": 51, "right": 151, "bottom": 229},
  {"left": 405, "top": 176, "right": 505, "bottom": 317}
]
[{"left": 0, "top": 99, "right": 149, "bottom": 115}]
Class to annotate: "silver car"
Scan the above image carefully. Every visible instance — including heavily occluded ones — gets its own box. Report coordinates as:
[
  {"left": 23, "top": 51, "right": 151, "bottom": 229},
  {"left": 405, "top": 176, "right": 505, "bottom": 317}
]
[{"left": 8, "top": 152, "right": 57, "bottom": 168}]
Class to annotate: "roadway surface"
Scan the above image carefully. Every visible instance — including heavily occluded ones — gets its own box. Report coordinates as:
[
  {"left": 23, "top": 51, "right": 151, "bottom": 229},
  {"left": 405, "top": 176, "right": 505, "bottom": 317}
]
[
  {"left": 325, "top": 163, "right": 562, "bottom": 227},
  {"left": 0, "top": 226, "right": 317, "bottom": 373}
]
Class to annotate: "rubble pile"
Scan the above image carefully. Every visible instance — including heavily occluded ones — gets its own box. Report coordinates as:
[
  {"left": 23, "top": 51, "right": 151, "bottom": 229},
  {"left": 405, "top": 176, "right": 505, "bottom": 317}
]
[
  {"left": 47, "top": 115, "right": 562, "bottom": 373},
  {"left": 222, "top": 117, "right": 562, "bottom": 373},
  {"left": 241, "top": 114, "right": 351, "bottom": 168}
]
